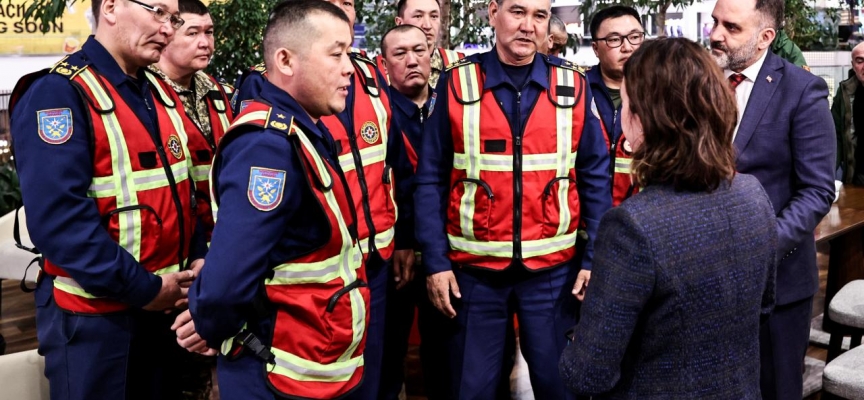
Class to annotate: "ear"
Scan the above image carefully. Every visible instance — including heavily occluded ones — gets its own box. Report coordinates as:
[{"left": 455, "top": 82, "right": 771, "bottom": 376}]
[
  {"left": 273, "top": 48, "right": 294, "bottom": 77},
  {"left": 757, "top": 27, "right": 776, "bottom": 51},
  {"left": 592, "top": 41, "right": 598, "bottom": 57},
  {"left": 488, "top": 0, "right": 499, "bottom": 29},
  {"left": 102, "top": 0, "right": 118, "bottom": 25},
  {"left": 395, "top": 16, "right": 404, "bottom": 25}
]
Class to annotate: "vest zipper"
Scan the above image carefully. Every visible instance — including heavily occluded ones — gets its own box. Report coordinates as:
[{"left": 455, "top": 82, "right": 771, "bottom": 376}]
[
  {"left": 514, "top": 91, "right": 523, "bottom": 261},
  {"left": 609, "top": 109, "right": 618, "bottom": 178},
  {"left": 346, "top": 113, "right": 378, "bottom": 256}
]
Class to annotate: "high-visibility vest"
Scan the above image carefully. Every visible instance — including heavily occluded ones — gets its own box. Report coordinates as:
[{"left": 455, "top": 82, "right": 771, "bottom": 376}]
[
  {"left": 375, "top": 47, "right": 464, "bottom": 85},
  {"left": 607, "top": 132, "right": 638, "bottom": 207},
  {"left": 19, "top": 56, "right": 196, "bottom": 314},
  {"left": 215, "top": 101, "right": 369, "bottom": 400},
  {"left": 321, "top": 53, "right": 397, "bottom": 261},
  {"left": 169, "top": 72, "right": 234, "bottom": 242},
  {"left": 445, "top": 58, "right": 586, "bottom": 271}
]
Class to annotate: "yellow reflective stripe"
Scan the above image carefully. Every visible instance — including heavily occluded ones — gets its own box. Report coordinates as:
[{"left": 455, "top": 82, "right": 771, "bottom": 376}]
[
  {"left": 287, "top": 124, "right": 365, "bottom": 362},
  {"left": 191, "top": 164, "right": 210, "bottom": 183},
  {"left": 614, "top": 160, "right": 631, "bottom": 173},
  {"left": 354, "top": 61, "right": 389, "bottom": 148},
  {"left": 231, "top": 110, "right": 270, "bottom": 127},
  {"left": 267, "top": 253, "right": 343, "bottom": 285},
  {"left": 358, "top": 225, "right": 395, "bottom": 254},
  {"left": 216, "top": 109, "right": 230, "bottom": 133},
  {"left": 270, "top": 347, "right": 364, "bottom": 382},
  {"left": 457, "top": 65, "right": 482, "bottom": 241},
  {"left": 337, "top": 145, "right": 386, "bottom": 173},
  {"left": 79, "top": 69, "right": 142, "bottom": 261},
  {"left": 448, "top": 230, "right": 578, "bottom": 258},
  {"left": 53, "top": 262, "right": 183, "bottom": 299},
  {"left": 555, "top": 68, "right": 575, "bottom": 236},
  {"left": 453, "top": 153, "right": 576, "bottom": 172},
  {"left": 133, "top": 162, "right": 190, "bottom": 191}
]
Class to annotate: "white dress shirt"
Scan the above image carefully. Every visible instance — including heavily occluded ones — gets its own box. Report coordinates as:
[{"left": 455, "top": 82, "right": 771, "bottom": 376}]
[{"left": 725, "top": 49, "right": 768, "bottom": 141}]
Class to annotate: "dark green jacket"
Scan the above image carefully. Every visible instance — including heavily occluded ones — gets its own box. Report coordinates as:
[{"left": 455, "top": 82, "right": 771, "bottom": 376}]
[
  {"left": 833, "top": 74, "right": 860, "bottom": 183},
  {"left": 772, "top": 30, "right": 808, "bottom": 68}
]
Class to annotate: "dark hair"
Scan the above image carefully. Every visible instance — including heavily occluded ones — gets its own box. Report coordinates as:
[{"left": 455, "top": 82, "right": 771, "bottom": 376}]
[
  {"left": 623, "top": 38, "right": 737, "bottom": 192},
  {"left": 263, "top": 0, "right": 349, "bottom": 67},
  {"left": 396, "top": 0, "right": 440, "bottom": 18},
  {"left": 92, "top": 0, "right": 101, "bottom": 26},
  {"left": 755, "top": 0, "right": 784, "bottom": 30},
  {"left": 589, "top": 5, "right": 641, "bottom": 38},
  {"left": 179, "top": 0, "right": 209, "bottom": 15},
  {"left": 380, "top": 24, "right": 426, "bottom": 55}
]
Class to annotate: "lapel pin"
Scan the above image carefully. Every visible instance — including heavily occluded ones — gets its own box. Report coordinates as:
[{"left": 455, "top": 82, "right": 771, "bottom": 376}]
[{"left": 766, "top": 75, "right": 773, "bottom": 83}]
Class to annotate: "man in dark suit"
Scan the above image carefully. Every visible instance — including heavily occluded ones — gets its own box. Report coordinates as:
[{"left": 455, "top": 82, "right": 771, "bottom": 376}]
[{"left": 710, "top": 0, "right": 835, "bottom": 398}]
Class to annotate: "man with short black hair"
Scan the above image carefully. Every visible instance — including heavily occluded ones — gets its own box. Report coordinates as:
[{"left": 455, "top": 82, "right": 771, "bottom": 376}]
[
  {"left": 415, "top": 0, "right": 611, "bottom": 397},
  {"left": 710, "top": 0, "right": 835, "bottom": 398},
  {"left": 587, "top": 5, "right": 644, "bottom": 206},
  {"left": 11, "top": 0, "right": 203, "bottom": 397},
  {"left": 175, "top": 1, "right": 367, "bottom": 398}
]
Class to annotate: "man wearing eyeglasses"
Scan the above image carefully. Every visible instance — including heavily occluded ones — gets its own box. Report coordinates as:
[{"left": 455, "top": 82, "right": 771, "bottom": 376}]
[
  {"left": 9, "top": 0, "right": 206, "bottom": 397},
  {"left": 588, "top": 5, "right": 645, "bottom": 207}
]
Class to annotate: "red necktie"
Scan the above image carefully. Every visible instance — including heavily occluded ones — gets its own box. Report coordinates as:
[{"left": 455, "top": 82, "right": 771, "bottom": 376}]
[{"left": 728, "top": 73, "right": 746, "bottom": 90}]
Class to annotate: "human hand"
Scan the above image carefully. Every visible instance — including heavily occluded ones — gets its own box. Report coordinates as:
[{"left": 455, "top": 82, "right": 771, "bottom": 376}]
[
  {"left": 572, "top": 269, "right": 591, "bottom": 301},
  {"left": 427, "top": 270, "right": 460, "bottom": 318},
  {"left": 171, "top": 309, "right": 217, "bottom": 356},
  {"left": 142, "top": 270, "right": 195, "bottom": 311},
  {"left": 392, "top": 250, "right": 416, "bottom": 290}
]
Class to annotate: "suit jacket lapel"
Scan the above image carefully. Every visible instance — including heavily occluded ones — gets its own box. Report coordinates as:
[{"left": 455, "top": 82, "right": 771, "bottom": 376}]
[{"left": 734, "top": 52, "right": 784, "bottom": 155}]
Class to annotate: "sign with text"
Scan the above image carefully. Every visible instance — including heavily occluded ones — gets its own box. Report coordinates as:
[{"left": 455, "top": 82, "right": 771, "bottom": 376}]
[{"left": 0, "top": 0, "right": 93, "bottom": 55}]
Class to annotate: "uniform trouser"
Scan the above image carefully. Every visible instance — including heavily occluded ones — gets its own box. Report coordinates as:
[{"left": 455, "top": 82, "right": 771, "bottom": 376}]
[
  {"left": 449, "top": 264, "right": 580, "bottom": 400},
  {"left": 35, "top": 277, "right": 187, "bottom": 400},
  {"left": 378, "top": 264, "right": 516, "bottom": 400},
  {"left": 759, "top": 296, "right": 813, "bottom": 400},
  {"left": 344, "top": 254, "right": 389, "bottom": 400}
]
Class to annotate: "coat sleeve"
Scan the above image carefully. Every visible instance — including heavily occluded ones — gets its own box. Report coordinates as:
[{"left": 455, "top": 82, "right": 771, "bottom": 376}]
[
  {"left": 414, "top": 74, "right": 454, "bottom": 275},
  {"left": 558, "top": 206, "right": 654, "bottom": 395},
  {"left": 189, "top": 130, "right": 300, "bottom": 348},
  {"left": 775, "top": 76, "right": 836, "bottom": 257},
  {"left": 11, "top": 74, "right": 161, "bottom": 308},
  {"left": 575, "top": 80, "right": 613, "bottom": 271}
]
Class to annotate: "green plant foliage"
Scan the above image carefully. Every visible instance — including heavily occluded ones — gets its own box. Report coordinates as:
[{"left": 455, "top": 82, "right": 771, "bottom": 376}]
[
  {"left": 0, "top": 165, "right": 22, "bottom": 217},
  {"left": 208, "top": 0, "right": 274, "bottom": 84}
]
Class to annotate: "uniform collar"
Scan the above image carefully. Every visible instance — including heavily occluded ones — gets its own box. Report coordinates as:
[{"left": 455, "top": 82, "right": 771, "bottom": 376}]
[
  {"left": 82, "top": 36, "right": 148, "bottom": 87},
  {"left": 259, "top": 79, "right": 328, "bottom": 139},
  {"left": 480, "top": 47, "right": 549, "bottom": 91},
  {"left": 389, "top": 84, "right": 430, "bottom": 119}
]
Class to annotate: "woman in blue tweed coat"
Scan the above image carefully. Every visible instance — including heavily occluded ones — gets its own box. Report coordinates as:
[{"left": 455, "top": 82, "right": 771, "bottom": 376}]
[{"left": 559, "top": 38, "right": 777, "bottom": 399}]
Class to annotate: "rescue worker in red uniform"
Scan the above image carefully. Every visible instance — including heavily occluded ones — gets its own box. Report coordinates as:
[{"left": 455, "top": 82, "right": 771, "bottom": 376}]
[
  {"left": 151, "top": 0, "right": 234, "bottom": 245},
  {"left": 172, "top": 2, "right": 370, "bottom": 399},
  {"left": 374, "top": 0, "right": 464, "bottom": 89},
  {"left": 414, "top": 0, "right": 612, "bottom": 398},
  {"left": 587, "top": 6, "right": 645, "bottom": 206},
  {"left": 10, "top": 0, "right": 205, "bottom": 397},
  {"left": 149, "top": 1, "right": 233, "bottom": 397},
  {"left": 230, "top": 1, "right": 415, "bottom": 398}
]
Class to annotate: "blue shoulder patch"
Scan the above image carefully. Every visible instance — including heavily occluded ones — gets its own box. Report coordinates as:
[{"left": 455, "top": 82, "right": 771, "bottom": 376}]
[
  {"left": 239, "top": 100, "right": 253, "bottom": 112},
  {"left": 37, "top": 108, "right": 73, "bottom": 144},
  {"left": 248, "top": 167, "right": 286, "bottom": 211}
]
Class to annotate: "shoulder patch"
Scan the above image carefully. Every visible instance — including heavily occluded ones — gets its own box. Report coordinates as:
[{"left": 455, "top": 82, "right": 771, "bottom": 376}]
[
  {"left": 49, "top": 56, "right": 88, "bottom": 79},
  {"left": 239, "top": 99, "right": 253, "bottom": 113},
  {"left": 445, "top": 57, "right": 474, "bottom": 72},
  {"left": 547, "top": 56, "right": 585, "bottom": 76},
  {"left": 248, "top": 167, "right": 286, "bottom": 211},
  {"left": 37, "top": 108, "right": 73, "bottom": 144},
  {"left": 267, "top": 111, "right": 292, "bottom": 132}
]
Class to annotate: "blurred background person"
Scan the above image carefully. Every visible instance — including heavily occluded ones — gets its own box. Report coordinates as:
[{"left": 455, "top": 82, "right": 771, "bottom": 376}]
[
  {"left": 559, "top": 37, "right": 777, "bottom": 399},
  {"left": 834, "top": 42, "right": 864, "bottom": 184},
  {"left": 587, "top": 5, "right": 644, "bottom": 206},
  {"left": 541, "top": 14, "right": 568, "bottom": 56}
]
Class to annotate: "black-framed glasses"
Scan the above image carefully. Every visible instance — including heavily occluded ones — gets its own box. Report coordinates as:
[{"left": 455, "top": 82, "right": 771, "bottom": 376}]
[
  {"left": 127, "top": 0, "right": 185, "bottom": 30},
  {"left": 595, "top": 32, "right": 645, "bottom": 48}
]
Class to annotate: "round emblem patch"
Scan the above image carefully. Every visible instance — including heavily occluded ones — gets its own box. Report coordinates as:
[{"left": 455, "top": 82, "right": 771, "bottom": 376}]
[
  {"left": 167, "top": 135, "right": 183, "bottom": 160},
  {"left": 360, "top": 121, "right": 380, "bottom": 145},
  {"left": 623, "top": 139, "right": 633, "bottom": 154}
]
